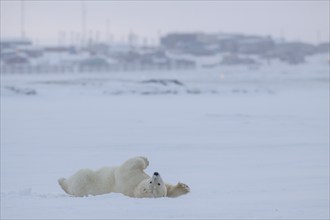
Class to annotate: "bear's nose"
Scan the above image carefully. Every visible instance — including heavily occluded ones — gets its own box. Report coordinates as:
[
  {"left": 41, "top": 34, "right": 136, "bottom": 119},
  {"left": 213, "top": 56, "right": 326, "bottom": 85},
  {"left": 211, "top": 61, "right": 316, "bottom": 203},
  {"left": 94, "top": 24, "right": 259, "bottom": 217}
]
[{"left": 154, "top": 172, "right": 159, "bottom": 176}]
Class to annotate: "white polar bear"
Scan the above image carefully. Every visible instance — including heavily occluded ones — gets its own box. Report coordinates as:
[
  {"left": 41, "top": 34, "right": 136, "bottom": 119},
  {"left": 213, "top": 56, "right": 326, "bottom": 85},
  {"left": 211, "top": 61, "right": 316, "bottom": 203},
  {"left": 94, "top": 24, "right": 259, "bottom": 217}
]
[{"left": 58, "top": 156, "right": 190, "bottom": 198}]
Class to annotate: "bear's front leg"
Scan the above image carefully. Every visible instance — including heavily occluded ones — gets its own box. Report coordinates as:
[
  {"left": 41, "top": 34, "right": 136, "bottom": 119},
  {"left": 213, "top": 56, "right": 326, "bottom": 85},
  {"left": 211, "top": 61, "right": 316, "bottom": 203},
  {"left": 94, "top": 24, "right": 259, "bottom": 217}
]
[{"left": 165, "top": 182, "right": 190, "bottom": 198}]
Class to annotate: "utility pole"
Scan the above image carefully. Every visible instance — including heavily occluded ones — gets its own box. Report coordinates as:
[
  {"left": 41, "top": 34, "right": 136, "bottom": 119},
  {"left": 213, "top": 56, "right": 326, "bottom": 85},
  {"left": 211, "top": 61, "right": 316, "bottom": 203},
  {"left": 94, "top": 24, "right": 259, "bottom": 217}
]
[
  {"left": 106, "top": 19, "right": 111, "bottom": 45},
  {"left": 21, "top": 0, "right": 26, "bottom": 39},
  {"left": 316, "top": 30, "right": 321, "bottom": 45},
  {"left": 280, "top": 28, "right": 285, "bottom": 43},
  {"left": 81, "top": 1, "right": 87, "bottom": 48}
]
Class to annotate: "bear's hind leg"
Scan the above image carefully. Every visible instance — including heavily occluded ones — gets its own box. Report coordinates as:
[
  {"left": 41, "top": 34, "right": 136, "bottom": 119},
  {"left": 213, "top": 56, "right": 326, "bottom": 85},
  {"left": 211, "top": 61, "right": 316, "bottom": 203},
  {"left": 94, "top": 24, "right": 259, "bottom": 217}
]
[
  {"left": 121, "top": 156, "right": 149, "bottom": 171},
  {"left": 58, "top": 178, "right": 71, "bottom": 195},
  {"left": 138, "top": 156, "right": 149, "bottom": 169}
]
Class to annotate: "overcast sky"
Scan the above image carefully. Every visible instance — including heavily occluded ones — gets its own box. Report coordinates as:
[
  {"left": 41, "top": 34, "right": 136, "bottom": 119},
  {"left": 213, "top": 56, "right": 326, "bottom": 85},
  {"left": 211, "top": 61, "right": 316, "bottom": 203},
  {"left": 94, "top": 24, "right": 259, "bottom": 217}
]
[{"left": 1, "top": 1, "right": 329, "bottom": 45}]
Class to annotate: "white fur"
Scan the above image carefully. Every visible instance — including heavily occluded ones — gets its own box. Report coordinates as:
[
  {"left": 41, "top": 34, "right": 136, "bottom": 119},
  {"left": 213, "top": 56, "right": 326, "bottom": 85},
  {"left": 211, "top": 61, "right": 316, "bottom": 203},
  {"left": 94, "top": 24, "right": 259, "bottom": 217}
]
[{"left": 58, "top": 156, "right": 190, "bottom": 198}]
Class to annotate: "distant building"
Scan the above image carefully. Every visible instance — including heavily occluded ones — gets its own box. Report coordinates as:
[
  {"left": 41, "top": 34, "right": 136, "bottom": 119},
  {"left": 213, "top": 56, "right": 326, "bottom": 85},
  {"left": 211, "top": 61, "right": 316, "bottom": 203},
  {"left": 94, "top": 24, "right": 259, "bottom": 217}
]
[
  {"left": 264, "top": 42, "right": 316, "bottom": 64},
  {"left": 2, "top": 55, "right": 29, "bottom": 66},
  {"left": 44, "top": 46, "right": 77, "bottom": 53},
  {"left": 160, "top": 33, "right": 218, "bottom": 55},
  {"left": 235, "top": 36, "right": 275, "bottom": 55},
  {"left": 0, "top": 38, "right": 32, "bottom": 50},
  {"left": 221, "top": 54, "right": 258, "bottom": 65},
  {"left": 316, "top": 42, "right": 330, "bottom": 54},
  {"left": 79, "top": 56, "right": 110, "bottom": 68},
  {"left": 161, "top": 32, "right": 326, "bottom": 65},
  {"left": 0, "top": 38, "right": 41, "bottom": 66}
]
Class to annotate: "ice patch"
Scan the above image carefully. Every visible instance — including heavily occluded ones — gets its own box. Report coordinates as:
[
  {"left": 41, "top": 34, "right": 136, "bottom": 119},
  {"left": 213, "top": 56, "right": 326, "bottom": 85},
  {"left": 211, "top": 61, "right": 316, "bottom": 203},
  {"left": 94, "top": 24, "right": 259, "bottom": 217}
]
[{"left": 3, "top": 86, "right": 37, "bottom": 96}]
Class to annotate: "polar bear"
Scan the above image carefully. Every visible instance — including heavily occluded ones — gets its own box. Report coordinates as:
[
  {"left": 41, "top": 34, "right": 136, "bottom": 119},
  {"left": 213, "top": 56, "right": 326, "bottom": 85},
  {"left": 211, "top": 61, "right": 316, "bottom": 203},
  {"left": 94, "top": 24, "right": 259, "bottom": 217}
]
[{"left": 58, "top": 156, "right": 190, "bottom": 198}]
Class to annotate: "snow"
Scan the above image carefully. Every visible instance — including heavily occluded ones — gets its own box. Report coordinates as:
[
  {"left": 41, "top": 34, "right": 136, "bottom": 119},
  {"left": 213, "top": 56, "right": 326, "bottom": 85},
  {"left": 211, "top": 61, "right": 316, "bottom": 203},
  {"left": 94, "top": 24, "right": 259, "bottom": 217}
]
[{"left": 1, "top": 54, "right": 329, "bottom": 219}]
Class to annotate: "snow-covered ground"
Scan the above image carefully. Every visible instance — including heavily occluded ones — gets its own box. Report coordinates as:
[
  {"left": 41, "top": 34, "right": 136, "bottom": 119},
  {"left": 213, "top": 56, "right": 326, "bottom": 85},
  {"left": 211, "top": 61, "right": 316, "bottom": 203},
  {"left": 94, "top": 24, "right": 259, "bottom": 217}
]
[{"left": 1, "top": 55, "right": 329, "bottom": 219}]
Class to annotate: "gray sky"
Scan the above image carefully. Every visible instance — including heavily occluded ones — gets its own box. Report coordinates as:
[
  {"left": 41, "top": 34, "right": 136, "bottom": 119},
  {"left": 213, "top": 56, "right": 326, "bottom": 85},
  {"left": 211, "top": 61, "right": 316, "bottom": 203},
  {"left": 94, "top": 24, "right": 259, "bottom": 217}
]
[{"left": 1, "top": 1, "right": 329, "bottom": 45}]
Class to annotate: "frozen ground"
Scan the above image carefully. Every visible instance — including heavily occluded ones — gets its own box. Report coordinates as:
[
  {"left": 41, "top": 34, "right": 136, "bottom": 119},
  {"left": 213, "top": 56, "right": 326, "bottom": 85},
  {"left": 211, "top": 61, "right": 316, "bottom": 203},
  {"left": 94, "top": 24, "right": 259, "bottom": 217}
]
[{"left": 1, "top": 55, "right": 329, "bottom": 219}]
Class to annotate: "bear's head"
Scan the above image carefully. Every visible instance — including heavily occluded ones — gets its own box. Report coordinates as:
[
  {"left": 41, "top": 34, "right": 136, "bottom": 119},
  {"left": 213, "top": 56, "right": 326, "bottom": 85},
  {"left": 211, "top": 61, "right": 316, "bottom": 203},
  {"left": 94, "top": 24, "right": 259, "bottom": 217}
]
[
  {"left": 148, "top": 172, "right": 167, "bottom": 197},
  {"left": 135, "top": 172, "right": 167, "bottom": 198}
]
